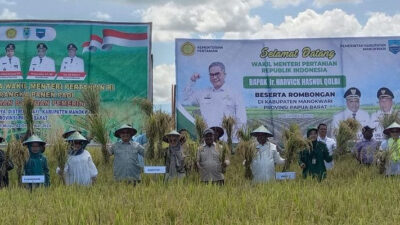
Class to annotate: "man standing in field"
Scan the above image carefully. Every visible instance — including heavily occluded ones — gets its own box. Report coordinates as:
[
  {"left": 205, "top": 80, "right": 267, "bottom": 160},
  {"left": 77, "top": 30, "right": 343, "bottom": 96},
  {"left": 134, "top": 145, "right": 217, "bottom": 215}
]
[
  {"left": 183, "top": 62, "right": 247, "bottom": 142},
  {"left": 351, "top": 126, "right": 379, "bottom": 165},
  {"left": 317, "top": 123, "right": 336, "bottom": 170},
  {"left": 197, "top": 129, "right": 229, "bottom": 185}
]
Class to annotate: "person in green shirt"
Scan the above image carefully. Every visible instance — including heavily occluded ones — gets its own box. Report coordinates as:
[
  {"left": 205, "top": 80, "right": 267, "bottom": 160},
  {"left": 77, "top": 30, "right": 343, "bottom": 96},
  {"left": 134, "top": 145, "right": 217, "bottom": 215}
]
[
  {"left": 299, "top": 128, "right": 333, "bottom": 181},
  {"left": 23, "top": 135, "right": 50, "bottom": 188},
  {"left": 382, "top": 122, "right": 400, "bottom": 175}
]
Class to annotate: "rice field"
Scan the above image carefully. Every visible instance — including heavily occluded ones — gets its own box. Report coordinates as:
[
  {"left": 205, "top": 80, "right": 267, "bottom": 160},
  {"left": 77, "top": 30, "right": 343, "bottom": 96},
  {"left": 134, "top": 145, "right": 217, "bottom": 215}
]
[{"left": 1, "top": 147, "right": 400, "bottom": 225}]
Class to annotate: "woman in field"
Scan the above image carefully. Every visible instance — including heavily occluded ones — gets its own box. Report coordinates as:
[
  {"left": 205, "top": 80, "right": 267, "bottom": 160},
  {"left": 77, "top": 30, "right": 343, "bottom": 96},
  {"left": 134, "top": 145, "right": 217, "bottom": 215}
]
[
  {"left": 57, "top": 131, "right": 98, "bottom": 186},
  {"left": 109, "top": 124, "right": 145, "bottom": 186},
  {"left": 298, "top": 127, "right": 332, "bottom": 181},
  {"left": 163, "top": 130, "right": 186, "bottom": 181},
  {"left": 23, "top": 135, "right": 50, "bottom": 187},
  {"left": 250, "top": 125, "right": 285, "bottom": 183},
  {"left": 382, "top": 122, "right": 400, "bottom": 175}
]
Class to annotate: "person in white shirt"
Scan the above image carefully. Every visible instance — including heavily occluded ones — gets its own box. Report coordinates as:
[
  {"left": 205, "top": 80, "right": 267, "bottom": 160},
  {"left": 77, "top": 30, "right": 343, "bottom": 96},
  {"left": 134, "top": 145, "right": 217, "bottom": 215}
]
[
  {"left": 29, "top": 43, "right": 55, "bottom": 72},
  {"left": 60, "top": 43, "right": 84, "bottom": 72},
  {"left": 0, "top": 43, "right": 21, "bottom": 72},
  {"left": 57, "top": 131, "right": 98, "bottom": 186},
  {"left": 370, "top": 87, "right": 394, "bottom": 141},
  {"left": 183, "top": 62, "right": 247, "bottom": 142},
  {"left": 317, "top": 123, "right": 336, "bottom": 170},
  {"left": 331, "top": 87, "right": 370, "bottom": 138},
  {"left": 250, "top": 125, "right": 285, "bottom": 183}
]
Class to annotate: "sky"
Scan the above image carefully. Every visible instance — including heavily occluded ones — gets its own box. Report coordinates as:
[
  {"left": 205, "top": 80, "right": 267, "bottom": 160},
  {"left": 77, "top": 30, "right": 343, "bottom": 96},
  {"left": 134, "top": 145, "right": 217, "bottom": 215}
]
[{"left": 1, "top": 0, "right": 400, "bottom": 111}]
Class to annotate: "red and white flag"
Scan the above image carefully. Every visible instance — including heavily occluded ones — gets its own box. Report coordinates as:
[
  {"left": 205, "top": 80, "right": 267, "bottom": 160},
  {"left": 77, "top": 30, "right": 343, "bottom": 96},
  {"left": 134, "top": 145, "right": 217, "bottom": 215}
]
[{"left": 81, "top": 29, "right": 148, "bottom": 53}]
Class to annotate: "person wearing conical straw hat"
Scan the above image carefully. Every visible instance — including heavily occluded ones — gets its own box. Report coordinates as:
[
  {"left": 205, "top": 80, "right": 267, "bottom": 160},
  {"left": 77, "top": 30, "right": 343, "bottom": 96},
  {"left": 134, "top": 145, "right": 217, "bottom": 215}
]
[
  {"left": 196, "top": 129, "right": 229, "bottom": 185},
  {"left": 23, "top": 135, "right": 50, "bottom": 187},
  {"left": 0, "top": 135, "right": 14, "bottom": 188},
  {"left": 298, "top": 127, "right": 332, "bottom": 182},
  {"left": 57, "top": 131, "right": 98, "bottom": 186},
  {"left": 250, "top": 125, "right": 285, "bottom": 183},
  {"left": 382, "top": 122, "right": 400, "bottom": 175},
  {"left": 210, "top": 126, "right": 224, "bottom": 143},
  {"left": 109, "top": 124, "right": 144, "bottom": 186},
  {"left": 163, "top": 130, "right": 186, "bottom": 181}
]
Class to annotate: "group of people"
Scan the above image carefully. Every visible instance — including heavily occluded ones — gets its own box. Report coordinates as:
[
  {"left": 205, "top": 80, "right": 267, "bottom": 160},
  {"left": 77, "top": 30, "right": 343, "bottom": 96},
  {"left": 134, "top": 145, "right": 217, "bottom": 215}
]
[
  {"left": 1, "top": 120, "right": 400, "bottom": 188},
  {"left": 0, "top": 42, "right": 84, "bottom": 79}
]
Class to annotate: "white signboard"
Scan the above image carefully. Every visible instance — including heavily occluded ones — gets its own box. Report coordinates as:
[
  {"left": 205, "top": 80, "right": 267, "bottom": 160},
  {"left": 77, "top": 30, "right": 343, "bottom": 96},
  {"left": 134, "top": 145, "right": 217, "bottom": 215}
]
[
  {"left": 144, "top": 166, "right": 166, "bottom": 174},
  {"left": 22, "top": 175, "right": 45, "bottom": 183},
  {"left": 276, "top": 172, "right": 296, "bottom": 180}
]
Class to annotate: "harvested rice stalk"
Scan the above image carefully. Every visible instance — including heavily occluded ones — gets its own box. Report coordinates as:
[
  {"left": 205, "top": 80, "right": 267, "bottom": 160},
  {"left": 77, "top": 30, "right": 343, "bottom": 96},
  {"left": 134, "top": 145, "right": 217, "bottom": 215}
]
[
  {"left": 336, "top": 118, "right": 360, "bottom": 155},
  {"left": 22, "top": 96, "right": 35, "bottom": 139},
  {"left": 8, "top": 133, "right": 28, "bottom": 187},
  {"left": 133, "top": 97, "right": 153, "bottom": 117},
  {"left": 236, "top": 126, "right": 257, "bottom": 179},
  {"left": 184, "top": 139, "right": 199, "bottom": 174},
  {"left": 47, "top": 117, "right": 69, "bottom": 184},
  {"left": 154, "top": 110, "right": 172, "bottom": 159},
  {"left": 195, "top": 115, "right": 207, "bottom": 144},
  {"left": 144, "top": 114, "right": 158, "bottom": 159},
  {"left": 222, "top": 115, "right": 236, "bottom": 154},
  {"left": 281, "top": 123, "right": 310, "bottom": 172}
]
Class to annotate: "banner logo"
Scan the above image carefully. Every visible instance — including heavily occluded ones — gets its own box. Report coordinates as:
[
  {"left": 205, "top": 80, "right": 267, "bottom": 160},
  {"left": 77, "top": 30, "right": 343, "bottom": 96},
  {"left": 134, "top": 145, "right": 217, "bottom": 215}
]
[
  {"left": 35, "top": 28, "right": 46, "bottom": 39},
  {"left": 6, "top": 28, "right": 17, "bottom": 39},
  {"left": 388, "top": 40, "right": 400, "bottom": 54},
  {"left": 23, "top": 27, "right": 30, "bottom": 39},
  {"left": 181, "top": 42, "right": 195, "bottom": 56}
]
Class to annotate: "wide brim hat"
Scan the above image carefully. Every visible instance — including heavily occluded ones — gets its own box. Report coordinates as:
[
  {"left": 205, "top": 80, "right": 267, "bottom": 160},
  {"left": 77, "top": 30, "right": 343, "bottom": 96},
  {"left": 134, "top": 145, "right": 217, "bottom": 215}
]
[
  {"left": 23, "top": 134, "right": 46, "bottom": 146},
  {"left": 163, "top": 130, "right": 181, "bottom": 143},
  {"left": 203, "top": 128, "right": 214, "bottom": 136},
  {"left": 210, "top": 126, "right": 224, "bottom": 138},
  {"left": 114, "top": 124, "right": 137, "bottom": 138},
  {"left": 62, "top": 128, "right": 81, "bottom": 139},
  {"left": 383, "top": 122, "right": 400, "bottom": 136},
  {"left": 250, "top": 125, "right": 273, "bottom": 137},
  {"left": 66, "top": 131, "right": 88, "bottom": 144}
]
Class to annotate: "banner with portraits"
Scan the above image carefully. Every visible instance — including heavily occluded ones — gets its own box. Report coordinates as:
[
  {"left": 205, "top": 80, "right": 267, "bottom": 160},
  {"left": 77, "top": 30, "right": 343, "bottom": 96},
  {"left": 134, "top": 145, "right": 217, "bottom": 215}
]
[
  {"left": 175, "top": 37, "right": 400, "bottom": 142},
  {"left": 0, "top": 20, "right": 151, "bottom": 137}
]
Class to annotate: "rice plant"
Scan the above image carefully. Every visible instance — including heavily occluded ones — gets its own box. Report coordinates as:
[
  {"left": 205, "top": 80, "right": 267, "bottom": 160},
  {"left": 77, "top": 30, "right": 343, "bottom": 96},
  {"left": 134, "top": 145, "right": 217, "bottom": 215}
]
[
  {"left": 222, "top": 115, "right": 236, "bottom": 154},
  {"left": 47, "top": 117, "right": 69, "bottom": 184},
  {"left": 22, "top": 96, "right": 35, "bottom": 138},
  {"left": 76, "top": 89, "right": 110, "bottom": 164},
  {"left": 336, "top": 118, "right": 360, "bottom": 156},
  {"left": 7, "top": 133, "right": 28, "bottom": 187},
  {"left": 194, "top": 115, "right": 207, "bottom": 144},
  {"left": 183, "top": 139, "right": 199, "bottom": 174},
  {"left": 379, "top": 110, "right": 400, "bottom": 131},
  {"left": 144, "top": 114, "right": 158, "bottom": 160},
  {"left": 154, "top": 110, "right": 172, "bottom": 160},
  {"left": 281, "top": 123, "right": 310, "bottom": 172},
  {"left": 132, "top": 97, "right": 153, "bottom": 117},
  {"left": 236, "top": 126, "right": 257, "bottom": 179}
]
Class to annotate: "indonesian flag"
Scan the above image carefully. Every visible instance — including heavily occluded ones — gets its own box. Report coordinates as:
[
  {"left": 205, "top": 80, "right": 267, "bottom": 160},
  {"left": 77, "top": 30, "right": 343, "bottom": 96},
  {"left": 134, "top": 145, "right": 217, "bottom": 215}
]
[
  {"left": 81, "top": 29, "right": 148, "bottom": 53},
  {"left": 82, "top": 35, "right": 103, "bottom": 53}
]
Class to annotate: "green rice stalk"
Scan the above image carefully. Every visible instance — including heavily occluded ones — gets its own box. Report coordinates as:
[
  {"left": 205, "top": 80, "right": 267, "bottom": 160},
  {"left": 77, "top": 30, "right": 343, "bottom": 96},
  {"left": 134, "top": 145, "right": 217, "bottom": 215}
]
[
  {"left": 281, "top": 123, "right": 310, "bottom": 172},
  {"left": 22, "top": 96, "right": 35, "bottom": 138},
  {"left": 222, "top": 115, "right": 236, "bottom": 154},
  {"left": 336, "top": 118, "right": 360, "bottom": 156},
  {"left": 8, "top": 132, "right": 28, "bottom": 187},
  {"left": 195, "top": 115, "right": 207, "bottom": 144},
  {"left": 133, "top": 97, "right": 153, "bottom": 117}
]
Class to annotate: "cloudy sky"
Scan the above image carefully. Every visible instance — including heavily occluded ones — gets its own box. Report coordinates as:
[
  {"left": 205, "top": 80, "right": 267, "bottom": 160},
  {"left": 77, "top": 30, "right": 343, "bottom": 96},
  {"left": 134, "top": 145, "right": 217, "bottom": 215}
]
[{"left": 1, "top": 0, "right": 400, "bottom": 109}]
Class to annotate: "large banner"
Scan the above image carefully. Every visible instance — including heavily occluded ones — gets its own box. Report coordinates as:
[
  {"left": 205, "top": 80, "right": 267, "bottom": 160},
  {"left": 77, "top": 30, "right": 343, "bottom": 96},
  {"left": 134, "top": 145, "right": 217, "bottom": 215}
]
[
  {"left": 0, "top": 20, "right": 151, "bottom": 137},
  {"left": 176, "top": 37, "right": 400, "bottom": 142}
]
